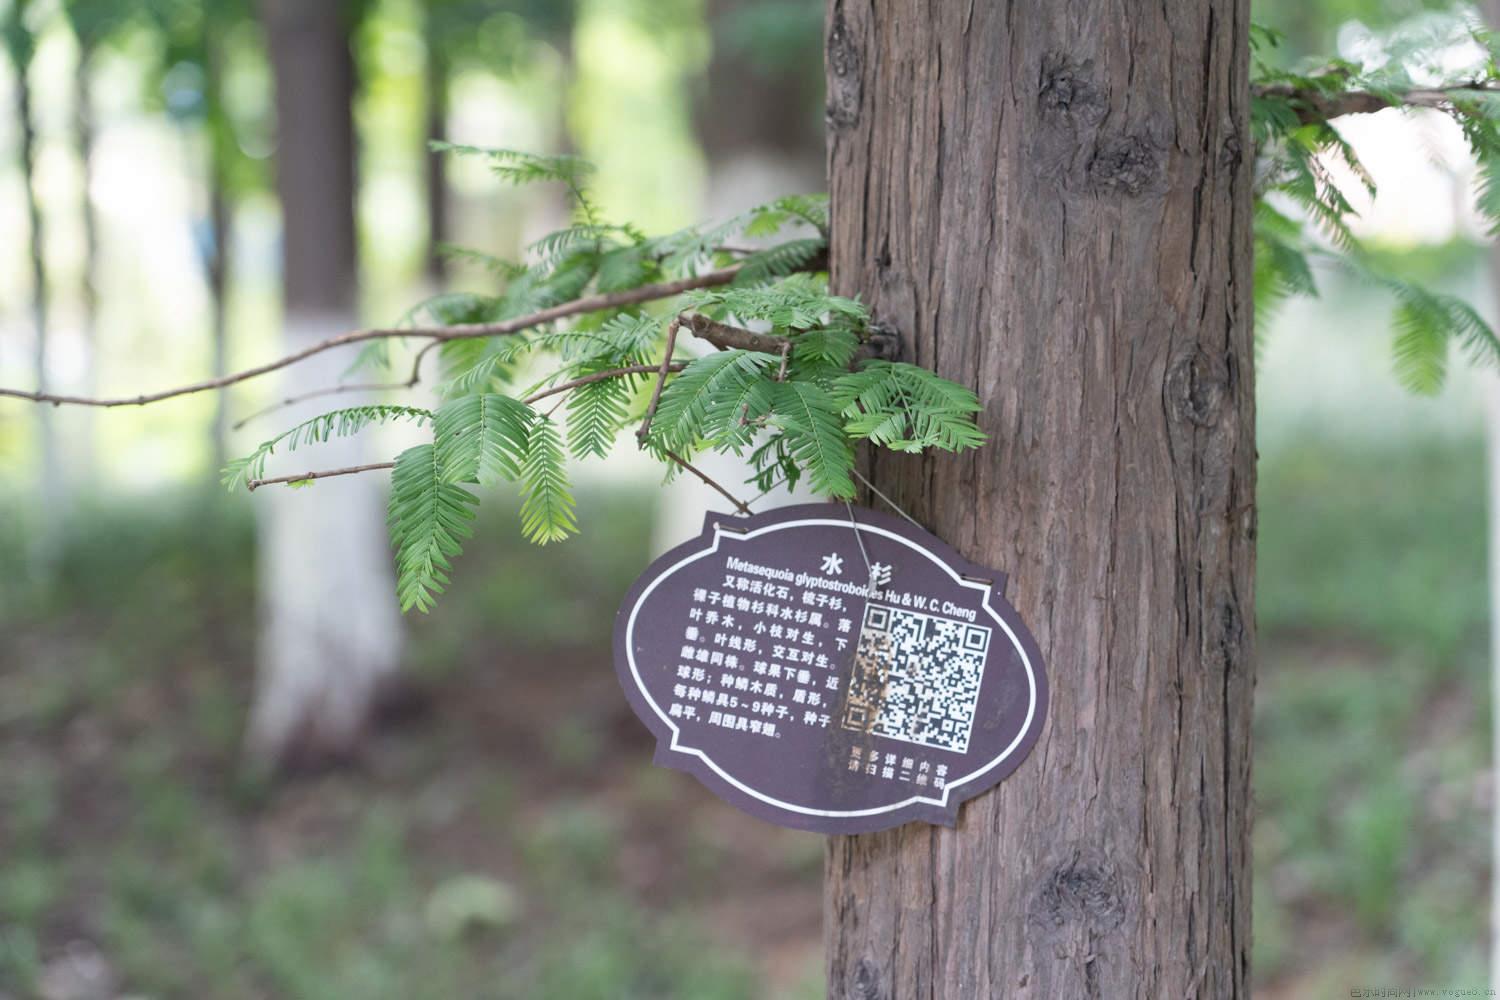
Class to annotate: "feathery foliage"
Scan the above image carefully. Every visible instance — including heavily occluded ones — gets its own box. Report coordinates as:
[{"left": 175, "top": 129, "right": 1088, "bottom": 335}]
[
  {"left": 223, "top": 156, "right": 974, "bottom": 609},
  {"left": 518, "top": 418, "right": 578, "bottom": 544},
  {"left": 1251, "top": 14, "right": 1500, "bottom": 391},
  {"left": 832, "top": 362, "right": 987, "bottom": 452},
  {"left": 648, "top": 350, "right": 779, "bottom": 452},
  {"left": 433, "top": 393, "right": 533, "bottom": 485},
  {"left": 768, "top": 381, "right": 856, "bottom": 499},
  {"left": 222, "top": 405, "right": 432, "bottom": 492},
  {"left": 566, "top": 365, "right": 636, "bottom": 460},
  {"left": 232, "top": 32, "right": 1500, "bottom": 612},
  {"left": 687, "top": 273, "right": 863, "bottom": 329},
  {"left": 387, "top": 444, "right": 479, "bottom": 613}
]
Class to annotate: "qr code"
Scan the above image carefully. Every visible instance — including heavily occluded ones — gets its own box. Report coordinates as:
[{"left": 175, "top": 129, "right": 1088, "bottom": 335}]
[{"left": 841, "top": 603, "right": 992, "bottom": 754}]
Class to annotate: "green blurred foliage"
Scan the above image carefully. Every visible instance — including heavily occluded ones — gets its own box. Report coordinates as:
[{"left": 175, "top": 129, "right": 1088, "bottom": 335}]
[
  {"left": 1253, "top": 0, "right": 1461, "bottom": 62},
  {"left": 1254, "top": 439, "right": 1490, "bottom": 989}
]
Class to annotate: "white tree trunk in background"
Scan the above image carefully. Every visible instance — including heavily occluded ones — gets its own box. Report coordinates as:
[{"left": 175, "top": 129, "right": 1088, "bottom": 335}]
[
  {"left": 248, "top": 311, "right": 403, "bottom": 762},
  {"left": 252, "top": 0, "right": 403, "bottom": 766}
]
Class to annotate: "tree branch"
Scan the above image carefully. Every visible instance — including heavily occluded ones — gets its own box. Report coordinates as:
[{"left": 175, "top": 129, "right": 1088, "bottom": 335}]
[
  {"left": 246, "top": 461, "right": 396, "bottom": 491},
  {"left": 637, "top": 318, "right": 682, "bottom": 442},
  {"left": 0, "top": 267, "right": 742, "bottom": 409},
  {"left": 680, "top": 313, "right": 791, "bottom": 354},
  {"left": 1254, "top": 79, "right": 1500, "bottom": 125},
  {"left": 233, "top": 382, "right": 407, "bottom": 431},
  {"left": 522, "top": 362, "right": 686, "bottom": 406},
  {"left": 662, "top": 447, "right": 752, "bottom": 515}
]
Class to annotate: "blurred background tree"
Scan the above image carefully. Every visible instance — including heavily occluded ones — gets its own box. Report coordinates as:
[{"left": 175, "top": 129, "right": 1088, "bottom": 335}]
[{"left": 0, "top": 0, "right": 1497, "bottom": 996}]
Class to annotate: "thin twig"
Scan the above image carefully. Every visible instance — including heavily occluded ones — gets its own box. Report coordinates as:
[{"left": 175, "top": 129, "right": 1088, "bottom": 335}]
[
  {"left": 246, "top": 461, "right": 396, "bottom": 492},
  {"left": 231, "top": 341, "right": 445, "bottom": 430},
  {"left": 232, "top": 383, "right": 398, "bottom": 431},
  {"left": 745, "top": 475, "right": 793, "bottom": 508},
  {"left": 523, "top": 362, "right": 685, "bottom": 406},
  {"left": 1254, "top": 79, "right": 1500, "bottom": 125},
  {"left": 662, "top": 448, "right": 752, "bottom": 515},
  {"left": 776, "top": 341, "right": 791, "bottom": 381},
  {"left": 0, "top": 267, "right": 742, "bottom": 409},
  {"left": 637, "top": 318, "right": 682, "bottom": 442}
]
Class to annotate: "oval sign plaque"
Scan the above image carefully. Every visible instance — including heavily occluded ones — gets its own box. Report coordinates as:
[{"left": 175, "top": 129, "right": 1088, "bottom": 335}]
[{"left": 613, "top": 503, "right": 1048, "bottom": 833}]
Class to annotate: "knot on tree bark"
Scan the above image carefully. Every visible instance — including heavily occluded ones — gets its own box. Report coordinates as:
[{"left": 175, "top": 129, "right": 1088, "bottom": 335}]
[
  {"left": 1038, "top": 54, "right": 1107, "bottom": 124},
  {"left": 1087, "top": 133, "right": 1167, "bottom": 197},
  {"left": 1028, "top": 850, "right": 1128, "bottom": 937},
  {"left": 862, "top": 322, "right": 904, "bottom": 362},
  {"left": 1219, "top": 125, "right": 1245, "bottom": 170},
  {"left": 846, "top": 956, "right": 885, "bottom": 1000},
  {"left": 1165, "top": 348, "right": 1229, "bottom": 427}
]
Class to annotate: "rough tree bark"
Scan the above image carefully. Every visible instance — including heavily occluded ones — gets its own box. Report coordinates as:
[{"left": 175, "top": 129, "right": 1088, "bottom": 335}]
[
  {"left": 252, "top": 0, "right": 403, "bottom": 765},
  {"left": 822, "top": 1, "right": 1256, "bottom": 996}
]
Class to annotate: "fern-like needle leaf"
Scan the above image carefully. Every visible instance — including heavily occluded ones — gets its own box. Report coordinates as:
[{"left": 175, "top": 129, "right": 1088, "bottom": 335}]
[
  {"left": 387, "top": 443, "right": 479, "bottom": 613},
  {"left": 518, "top": 417, "right": 578, "bottom": 544}
]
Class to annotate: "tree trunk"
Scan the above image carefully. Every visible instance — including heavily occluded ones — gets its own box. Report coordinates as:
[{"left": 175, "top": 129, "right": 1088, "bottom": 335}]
[
  {"left": 1480, "top": 2, "right": 1500, "bottom": 980},
  {"left": 74, "top": 47, "right": 100, "bottom": 476},
  {"left": 252, "top": 0, "right": 403, "bottom": 766},
  {"left": 204, "top": 31, "right": 231, "bottom": 473},
  {"left": 696, "top": 0, "right": 826, "bottom": 215},
  {"left": 655, "top": 0, "right": 828, "bottom": 551},
  {"left": 15, "top": 27, "right": 62, "bottom": 568},
  {"left": 423, "top": 40, "right": 448, "bottom": 285},
  {"left": 821, "top": 1, "right": 1255, "bottom": 996}
]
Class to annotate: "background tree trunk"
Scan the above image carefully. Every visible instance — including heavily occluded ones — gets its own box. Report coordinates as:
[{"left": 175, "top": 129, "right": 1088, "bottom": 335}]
[
  {"left": 821, "top": 1, "right": 1256, "bottom": 995},
  {"left": 73, "top": 45, "right": 100, "bottom": 477},
  {"left": 1479, "top": 2, "right": 1500, "bottom": 979},
  {"left": 12, "top": 14, "right": 63, "bottom": 571},
  {"left": 423, "top": 37, "right": 449, "bottom": 286},
  {"left": 203, "top": 27, "right": 232, "bottom": 473},
  {"left": 656, "top": 0, "right": 827, "bottom": 551},
  {"left": 252, "top": 0, "right": 403, "bottom": 766}
]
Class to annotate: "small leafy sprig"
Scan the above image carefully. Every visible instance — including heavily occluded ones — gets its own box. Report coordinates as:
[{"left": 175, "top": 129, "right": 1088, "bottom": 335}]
[
  {"left": 223, "top": 147, "right": 987, "bottom": 612},
  {"left": 1251, "top": 15, "right": 1500, "bottom": 391}
]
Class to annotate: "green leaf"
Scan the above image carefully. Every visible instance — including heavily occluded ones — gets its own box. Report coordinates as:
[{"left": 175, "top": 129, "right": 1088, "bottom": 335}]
[
  {"left": 546, "top": 314, "right": 662, "bottom": 365},
  {"left": 791, "top": 326, "right": 860, "bottom": 368},
  {"left": 649, "top": 350, "right": 778, "bottom": 451},
  {"left": 597, "top": 243, "right": 657, "bottom": 291},
  {"left": 732, "top": 237, "right": 827, "bottom": 285},
  {"left": 566, "top": 368, "right": 634, "bottom": 460},
  {"left": 1391, "top": 301, "right": 1448, "bottom": 395},
  {"left": 518, "top": 418, "right": 578, "bottom": 544},
  {"left": 402, "top": 291, "right": 502, "bottom": 327},
  {"left": 223, "top": 405, "right": 433, "bottom": 493},
  {"left": 769, "top": 381, "right": 856, "bottom": 499},
  {"left": 743, "top": 194, "right": 830, "bottom": 237},
  {"left": 433, "top": 394, "right": 534, "bottom": 484},
  {"left": 440, "top": 336, "right": 535, "bottom": 397},
  {"left": 831, "top": 361, "right": 986, "bottom": 451},
  {"left": 688, "top": 273, "right": 865, "bottom": 330},
  {"left": 431, "top": 143, "right": 594, "bottom": 189},
  {"left": 387, "top": 443, "right": 479, "bottom": 614}
]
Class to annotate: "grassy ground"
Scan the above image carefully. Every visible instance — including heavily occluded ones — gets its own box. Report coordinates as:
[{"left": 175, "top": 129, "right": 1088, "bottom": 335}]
[
  {"left": 0, "top": 433, "right": 1491, "bottom": 998},
  {"left": 1254, "top": 437, "right": 1491, "bottom": 995},
  {"left": 0, "top": 488, "right": 823, "bottom": 1000}
]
